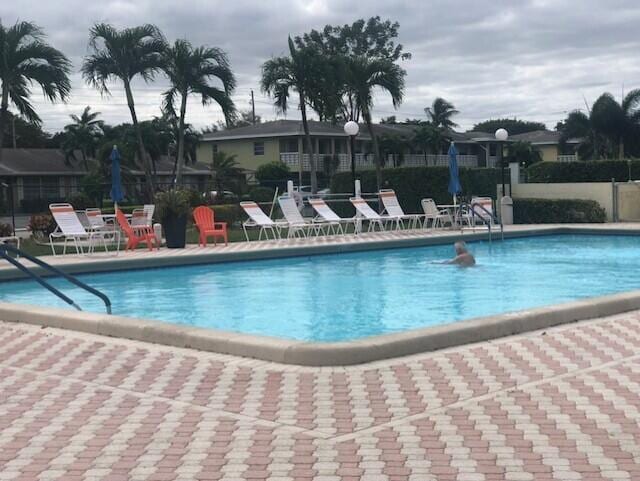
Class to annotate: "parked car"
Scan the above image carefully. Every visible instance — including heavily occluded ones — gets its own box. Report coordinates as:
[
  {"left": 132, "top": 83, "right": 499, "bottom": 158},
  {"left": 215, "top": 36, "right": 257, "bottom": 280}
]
[{"left": 203, "top": 190, "right": 239, "bottom": 204}]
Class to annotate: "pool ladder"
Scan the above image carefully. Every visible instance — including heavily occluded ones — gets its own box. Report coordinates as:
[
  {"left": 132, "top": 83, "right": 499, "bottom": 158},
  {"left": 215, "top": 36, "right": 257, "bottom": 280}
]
[
  {"left": 0, "top": 243, "right": 112, "bottom": 314},
  {"left": 460, "top": 202, "right": 504, "bottom": 243}
]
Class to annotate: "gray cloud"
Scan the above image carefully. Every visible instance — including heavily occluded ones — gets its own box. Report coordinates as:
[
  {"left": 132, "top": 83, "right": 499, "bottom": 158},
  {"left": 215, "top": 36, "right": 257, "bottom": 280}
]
[{"left": 2, "top": 0, "right": 639, "bottom": 132}]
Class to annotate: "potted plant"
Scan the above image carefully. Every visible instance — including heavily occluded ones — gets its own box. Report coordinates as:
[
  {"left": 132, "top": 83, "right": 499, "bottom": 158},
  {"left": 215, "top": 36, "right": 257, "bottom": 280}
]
[{"left": 155, "top": 189, "right": 191, "bottom": 248}]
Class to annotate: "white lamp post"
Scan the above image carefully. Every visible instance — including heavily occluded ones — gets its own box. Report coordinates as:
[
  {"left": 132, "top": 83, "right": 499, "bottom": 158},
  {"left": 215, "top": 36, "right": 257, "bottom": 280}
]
[
  {"left": 495, "top": 128, "right": 509, "bottom": 195},
  {"left": 344, "top": 121, "right": 359, "bottom": 191}
]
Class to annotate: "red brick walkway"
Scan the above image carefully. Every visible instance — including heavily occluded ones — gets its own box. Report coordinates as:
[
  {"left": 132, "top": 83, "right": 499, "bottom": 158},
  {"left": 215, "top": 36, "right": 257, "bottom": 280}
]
[{"left": 1, "top": 312, "right": 640, "bottom": 480}]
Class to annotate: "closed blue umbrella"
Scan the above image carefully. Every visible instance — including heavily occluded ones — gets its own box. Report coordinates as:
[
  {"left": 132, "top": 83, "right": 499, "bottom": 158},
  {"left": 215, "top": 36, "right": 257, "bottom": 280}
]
[
  {"left": 110, "top": 145, "right": 124, "bottom": 208},
  {"left": 448, "top": 142, "right": 462, "bottom": 224}
]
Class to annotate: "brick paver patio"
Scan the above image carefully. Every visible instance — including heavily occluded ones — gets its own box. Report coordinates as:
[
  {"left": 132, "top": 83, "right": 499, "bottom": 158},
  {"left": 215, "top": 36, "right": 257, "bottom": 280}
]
[{"left": 1, "top": 311, "right": 640, "bottom": 480}]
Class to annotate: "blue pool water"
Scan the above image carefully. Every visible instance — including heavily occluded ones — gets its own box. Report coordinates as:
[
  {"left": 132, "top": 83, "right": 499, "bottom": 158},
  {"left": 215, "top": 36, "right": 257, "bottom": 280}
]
[{"left": 1, "top": 234, "right": 639, "bottom": 342}]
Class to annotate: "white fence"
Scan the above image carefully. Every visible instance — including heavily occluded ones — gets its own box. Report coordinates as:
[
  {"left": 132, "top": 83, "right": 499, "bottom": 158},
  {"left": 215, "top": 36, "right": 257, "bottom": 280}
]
[
  {"left": 557, "top": 155, "right": 579, "bottom": 162},
  {"left": 279, "top": 152, "right": 486, "bottom": 171}
]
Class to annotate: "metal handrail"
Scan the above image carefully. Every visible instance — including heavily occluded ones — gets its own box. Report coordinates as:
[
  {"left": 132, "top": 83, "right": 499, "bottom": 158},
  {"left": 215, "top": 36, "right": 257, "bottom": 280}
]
[
  {"left": 462, "top": 202, "right": 504, "bottom": 242},
  {"left": 0, "top": 244, "right": 112, "bottom": 314}
]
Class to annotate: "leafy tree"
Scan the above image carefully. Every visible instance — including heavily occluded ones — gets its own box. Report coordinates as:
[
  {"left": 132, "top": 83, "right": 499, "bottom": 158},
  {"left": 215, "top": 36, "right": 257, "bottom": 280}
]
[
  {"left": 228, "top": 110, "right": 262, "bottom": 128},
  {"left": 345, "top": 55, "right": 405, "bottom": 189},
  {"left": 261, "top": 37, "right": 319, "bottom": 193},
  {"left": 380, "top": 115, "right": 397, "bottom": 124},
  {"left": 62, "top": 106, "right": 104, "bottom": 167},
  {"left": 295, "top": 17, "right": 411, "bottom": 122},
  {"left": 82, "top": 23, "right": 167, "bottom": 200},
  {"left": 162, "top": 39, "right": 236, "bottom": 185},
  {"left": 473, "top": 118, "right": 547, "bottom": 135},
  {"left": 556, "top": 110, "right": 601, "bottom": 160},
  {"left": 425, "top": 98, "right": 458, "bottom": 129},
  {"left": 210, "top": 151, "right": 242, "bottom": 193},
  {"left": 590, "top": 91, "right": 640, "bottom": 158},
  {"left": 2, "top": 112, "right": 57, "bottom": 148},
  {"left": 507, "top": 141, "right": 542, "bottom": 168},
  {"left": 0, "top": 20, "right": 71, "bottom": 160}
]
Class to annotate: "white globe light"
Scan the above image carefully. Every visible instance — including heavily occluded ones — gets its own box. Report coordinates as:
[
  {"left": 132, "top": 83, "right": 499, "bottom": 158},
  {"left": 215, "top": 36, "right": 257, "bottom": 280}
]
[
  {"left": 344, "top": 121, "right": 359, "bottom": 136},
  {"left": 495, "top": 128, "right": 509, "bottom": 141}
]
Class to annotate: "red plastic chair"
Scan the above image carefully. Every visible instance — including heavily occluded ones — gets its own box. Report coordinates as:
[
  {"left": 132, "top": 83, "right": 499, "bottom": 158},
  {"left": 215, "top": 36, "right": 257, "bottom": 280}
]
[
  {"left": 193, "top": 205, "right": 228, "bottom": 246},
  {"left": 116, "top": 208, "right": 159, "bottom": 251}
]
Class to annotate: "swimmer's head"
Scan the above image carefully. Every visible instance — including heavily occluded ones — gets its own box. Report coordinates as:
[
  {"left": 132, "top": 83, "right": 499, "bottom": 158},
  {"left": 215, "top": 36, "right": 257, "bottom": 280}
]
[{"left": 454, "top": 241, "right": 467, "bottom": 255}]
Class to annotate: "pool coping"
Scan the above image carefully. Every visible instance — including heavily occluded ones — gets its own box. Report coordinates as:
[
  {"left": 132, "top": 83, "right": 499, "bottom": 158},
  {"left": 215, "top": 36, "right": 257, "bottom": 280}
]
[{"left": 1, "top": 224, "right": 640, "bottom": 366}]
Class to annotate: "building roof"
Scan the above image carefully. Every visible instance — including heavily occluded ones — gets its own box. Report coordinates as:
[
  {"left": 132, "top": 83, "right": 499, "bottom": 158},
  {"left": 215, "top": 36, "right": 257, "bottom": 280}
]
[
  {"left": 509, "top": 130, "right": 580, "bottom": 145},
  {"left": 0, "top": 149, "right": 89, "bottom": 176},
  {"left": 202, "top": 120, "right": 480, "bottom": 143}
]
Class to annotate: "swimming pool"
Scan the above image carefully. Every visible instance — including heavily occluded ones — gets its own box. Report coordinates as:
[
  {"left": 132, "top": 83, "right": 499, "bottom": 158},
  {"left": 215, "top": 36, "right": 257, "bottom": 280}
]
[{"left": 1, "top": 234, "right": 639, "bottom": 342}]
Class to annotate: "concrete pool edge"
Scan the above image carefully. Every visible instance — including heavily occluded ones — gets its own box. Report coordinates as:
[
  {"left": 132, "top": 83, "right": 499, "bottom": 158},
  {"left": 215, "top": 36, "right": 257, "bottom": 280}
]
[{"left": 2, "top": 288, "right": 640, "bottom": 366}]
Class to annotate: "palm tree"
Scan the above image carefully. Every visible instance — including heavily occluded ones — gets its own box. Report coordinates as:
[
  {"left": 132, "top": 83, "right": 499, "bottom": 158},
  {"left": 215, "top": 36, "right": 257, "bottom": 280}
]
[
  {"left": 345, "top": 56, "right": 405, "bottom": 189},
  {"left": 62, "top": 106, "right": 104, "bottom": 167},
  {"left": 162, "top": 39, "right": 236, "bottom": 186},
  {"left": 261, "top": 37, "right": 319, "bottom": 193},
  {"left": 591, "top": 91, "right": 640, "bottom": 158},
  {"left": 0, "top": 20, "right": 71, "bottom": 161},
  {"left": 211, "top": 151, "right": 242, "bottom": 194},
  {"left": 82, "top": 23, "right": 167, "bottom": 200},
  {"left": 425, "top": 98, "right": 459, "bottom": 130}
]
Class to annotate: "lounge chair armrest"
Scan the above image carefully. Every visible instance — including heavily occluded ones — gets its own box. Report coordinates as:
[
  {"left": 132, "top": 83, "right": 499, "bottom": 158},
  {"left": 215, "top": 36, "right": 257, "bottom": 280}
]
[{"left": 213, "top": 222, "right": 227, "bottom": 228}]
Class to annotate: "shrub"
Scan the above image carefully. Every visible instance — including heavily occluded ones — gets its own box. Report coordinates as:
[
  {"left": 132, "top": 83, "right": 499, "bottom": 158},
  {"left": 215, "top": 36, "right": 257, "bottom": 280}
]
[
  {"left": 247, "top": 186, "right": 276, "bottom": 203},
  {"left": 183, "top": 189, "right": 203, "bottom": 208},
  {"left": 256, "top": 162, "right": 290, "bottom": 189},
  {"left": 67, "top": 192, "right": 92, "bottom": 210},
  {"left": 80, "top": 170, "right": 107, "bottom": 205},
  {"left": 527, "top": 160, "right": 640, "bottom": 183},
  {"left": 210, "top": 204, "right": 244, "bottom": 226},
  {"left": 154, "top": 189, "right": 192, "bottom": 222},
  {"left": 331, "top": 167, "right": 501, "bottom": 213},
  {"left": 0, "top": 223, "right": 12, "bottom": 237},
  {"left": 513, "top": 198, "right": 606, "bottom": 224},
  {"left": 28, "top": 214, "right": 56, "bottom": 240}
]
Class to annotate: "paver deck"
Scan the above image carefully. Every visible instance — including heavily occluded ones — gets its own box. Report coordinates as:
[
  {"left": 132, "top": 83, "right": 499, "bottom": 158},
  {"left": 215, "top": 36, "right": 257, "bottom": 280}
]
[{"left": 2, "top": 310, "right": 640, "bottom": 480}]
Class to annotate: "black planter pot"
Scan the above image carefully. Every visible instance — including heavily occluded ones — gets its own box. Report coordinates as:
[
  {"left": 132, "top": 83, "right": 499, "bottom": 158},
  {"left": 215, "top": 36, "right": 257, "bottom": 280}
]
[{"left": 162, "top": 215, "right": 187, "bottom": 248}]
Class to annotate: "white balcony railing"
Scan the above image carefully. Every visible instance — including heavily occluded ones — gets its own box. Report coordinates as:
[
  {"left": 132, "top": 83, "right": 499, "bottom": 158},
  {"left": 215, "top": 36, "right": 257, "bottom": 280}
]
[
  {"left": 279, "top": 152, "right": 480, "bottom": 171},
  {"left": 557, "top": 154, "right": 578, "bottom": 163}
]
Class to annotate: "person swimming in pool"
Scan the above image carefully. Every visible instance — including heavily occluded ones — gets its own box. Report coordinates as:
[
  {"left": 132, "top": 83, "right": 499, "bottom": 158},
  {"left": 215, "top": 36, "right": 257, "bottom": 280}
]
[{"left": 445, "top": 241, "right": 476, "bottom": 267}]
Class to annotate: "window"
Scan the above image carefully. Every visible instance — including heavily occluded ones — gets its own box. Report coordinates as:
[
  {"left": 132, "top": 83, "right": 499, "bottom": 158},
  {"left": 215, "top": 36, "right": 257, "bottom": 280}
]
[
  {"left": 212, "top": 143, "right": 218, "bottom": 155},
  {"left": 254, "top": 141, "right": 265, "bottom": 155}
]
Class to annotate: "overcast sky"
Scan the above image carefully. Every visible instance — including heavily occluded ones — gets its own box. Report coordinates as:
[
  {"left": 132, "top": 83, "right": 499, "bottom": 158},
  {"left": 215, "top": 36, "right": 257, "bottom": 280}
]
[{"left": 2, "top": 0, "right": 639, "bottom": 134}]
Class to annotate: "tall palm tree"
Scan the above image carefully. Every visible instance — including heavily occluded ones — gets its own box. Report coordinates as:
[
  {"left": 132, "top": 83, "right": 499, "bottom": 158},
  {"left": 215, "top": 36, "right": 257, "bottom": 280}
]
[
  {"left": 63, "top": 106, "right": 103, "bottom": 167},
  {"left": 162, "top": 39, "right": 236, "bottom": 185},
  {"left": 82, "top": 23, "right": 166, "bottom": 200},
  {"left": 261, "top": 37, "right": 319, "bottom": 193},
  {"left": 412, "top": 123, "right": 447, "bottom": 165},
  {"left": 0, "top": 20, "right": 71, "bottom": 161},
  {"left": 345, "top": 56, "right": 405, "bottom": 190},
  {"left": 591, "top": 91, "right": 640, "bottom": 158},
  {"left": 425, "top": 98, "right": 459, "bottom": 130}
]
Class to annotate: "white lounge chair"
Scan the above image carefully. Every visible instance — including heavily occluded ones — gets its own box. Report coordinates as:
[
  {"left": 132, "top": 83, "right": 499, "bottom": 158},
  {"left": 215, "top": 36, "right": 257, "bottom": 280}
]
[
  {"left": 278, "top": 195, "right": 321, "bottom": 238},
  {"left": 49, "top": 203, "right": 113, "bottom": 255},
  {"left": 349, "top": 197, "right": 386, "bottom": 232},
  {"left": 379, "top": 189, "right": 424, "bottom": 230},
  {"left": 469, "top": 197, "right": 494, "bottom": 227},
  {"left": 85, "top": 208, "right": 120, "bottom": 244},
  {"left": 421, "top": 199, "right": 452, "bottom": 228},
  {"left": 240, "top": 201, "right": 281, "bottom": 241},
  {"left": 309, "top": 198, "right": 354, "bottom": 235}
]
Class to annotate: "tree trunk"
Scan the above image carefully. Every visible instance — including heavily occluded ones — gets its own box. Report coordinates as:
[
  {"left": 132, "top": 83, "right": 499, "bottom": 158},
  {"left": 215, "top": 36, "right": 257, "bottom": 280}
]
[
  {"left": 300, "top": 92, "right": 317, "bottom": 194},
  {"left": 124, "top": 80, "right": 155, "bottom": 201},
  {"left": 619, "top": 137, "right": 625, "bottom": 159},
  {"left": 174, "top": 91, "right": 188, "bottom": 186},
  {"left": 0, "top": 87, "right": 9, "bottom": 163},
  {"left": 363, "top": 109, "right": 382, "bottom": 192}
]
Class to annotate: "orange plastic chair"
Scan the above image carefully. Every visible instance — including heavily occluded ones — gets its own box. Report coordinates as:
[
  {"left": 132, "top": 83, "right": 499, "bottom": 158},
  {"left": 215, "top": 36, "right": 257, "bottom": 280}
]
[
  {"left": 193, "top": 205, "right": 228, "bottom": 246},
  {"left": 116, "top": 208, "right": 159, "bottom": 251}
]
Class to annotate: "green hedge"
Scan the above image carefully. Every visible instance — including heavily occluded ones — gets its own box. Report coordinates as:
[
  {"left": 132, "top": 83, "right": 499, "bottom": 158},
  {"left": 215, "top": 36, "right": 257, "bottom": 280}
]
[
  {"left": 527, "top": 160, "right": 640, "bottom": 183},
  {"left": 209, "top": 204, "right": 244, "bottom": 226},
  {"left": 513, "top": 198, "right": 606, "bottom": 224},
  {"left": 330, "top": 167, "right": 501, "bottom": 213}
]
